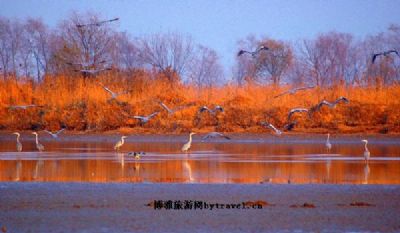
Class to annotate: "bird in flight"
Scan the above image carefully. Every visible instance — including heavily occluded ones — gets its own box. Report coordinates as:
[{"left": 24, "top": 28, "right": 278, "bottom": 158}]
[
  {"left": 76, "top": 18, "right": 119, "bottom": 28},
  {"left": 99, "top": 83, "right": 129, "bottom": 101},
  {"left": 237, "top": 45, "right": 269, "bottom": 57},
  {"left": 309, "top": 97, "right": 349, "bottom": 115},
  {"left": 260, "top": 122, "right": 282, "bottom": 135},
  {"left": 198, "top": 105, "right": 224, "bottom": 115},
  {"left": 372, "top": 50, "right": 400, "bottom": 64},
  {"left": 75, "top": 68, "right": 112, "bottom": 76},
  {"left": 274, "top": 85, "right": 316, "bottom": 98},
  {"left": 8, "top": 104, "right": 43, "bottom": 110},
  {"left": 287, "top": 108, "right": 309, "bottom": 122},
  {"left": 202, "top": 132, "right": 231, "bottom": 141},
  {"left": 158, "top": 101, "right": 191, "bottom": 115},
  {"left": 43, "top": 128, "right": 66, "bottom": 139},
  {"left": 131, "top": 112, "right": 159, "bottom": 124}
]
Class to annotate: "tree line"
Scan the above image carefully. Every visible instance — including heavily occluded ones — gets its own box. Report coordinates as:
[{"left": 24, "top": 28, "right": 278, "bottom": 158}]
[{"left": 1, "top": 12, "right": 399, "bottom": 89}]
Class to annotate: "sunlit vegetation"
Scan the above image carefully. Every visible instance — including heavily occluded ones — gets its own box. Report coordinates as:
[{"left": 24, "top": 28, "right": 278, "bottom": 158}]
[{"left": 0, "top": 12, "right": 399, "bottom": 133}]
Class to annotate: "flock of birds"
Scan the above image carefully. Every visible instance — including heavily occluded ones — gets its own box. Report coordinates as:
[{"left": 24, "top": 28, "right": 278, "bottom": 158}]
[{"left": 7, "top": 19, "right": 392, "bottom": 164}]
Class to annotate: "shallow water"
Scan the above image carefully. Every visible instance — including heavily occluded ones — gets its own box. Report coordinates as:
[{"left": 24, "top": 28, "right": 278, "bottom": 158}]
[{"left": 0, "top": 134, "right": 399, "bottom": 184}]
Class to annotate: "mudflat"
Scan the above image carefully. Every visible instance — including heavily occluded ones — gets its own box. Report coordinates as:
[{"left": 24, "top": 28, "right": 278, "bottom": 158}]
[{"left": 0, "top": 183, "right": 399, "bottom": 232}]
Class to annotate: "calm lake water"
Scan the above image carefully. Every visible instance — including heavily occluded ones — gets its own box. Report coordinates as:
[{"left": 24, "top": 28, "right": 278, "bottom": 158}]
[{"left": 0, "top": 133, "right": 399, "bottom": 184}]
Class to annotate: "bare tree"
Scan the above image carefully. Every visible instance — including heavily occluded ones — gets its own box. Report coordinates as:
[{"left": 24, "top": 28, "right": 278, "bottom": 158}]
[
  {"left": 300, "top": 32, "right": 353, "bottom": 87},
  {"left": 234, "top": 36, "right": 292, "bottom": 85},
  {"left": 112, "top": 32, "right": 142, "bottom": 71},
  {"left": 138, "top": 32, "right": 194, "bottom": 82},
  {"left": 25, "top": 18, "right": 51, "bottom": 81},
  {"left": 189, "top": 45, "right": 223, "bottom": 90},
  {"left": 256, "top": 39, "right": 293, "bottom": 85},
  {"left": 52, "top": 12, "right": 117, "bottom": 77}
]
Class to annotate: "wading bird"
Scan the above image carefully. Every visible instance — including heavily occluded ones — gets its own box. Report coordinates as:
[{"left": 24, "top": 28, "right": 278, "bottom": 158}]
[
  {"left": 237, "top": 45, "right": 269, "bottom": 57},
  {"left": 8, "top": 104, "right": 43, "bottom": 110},
  {"left": 114, "top": 136, "right": 127, "bottom": 151},
  {"left": 99, "top": 83, "right": 128, "bottom": 101},
  {"left": 182, "top": 132, "right": 196, "bottom": 152},
  {"left": 127, "top": 151, "right": 145, "bottom": 159},
  {"left": 32, "top": 132, "right": 44, "bottom": 152},
  {"left": 131, "top": 112, "right": 159, "bottom": 124},
  {"left": 198, "top": 106, "right": 224, "bottom": 115},
  {"left": 274, "top": 85, "right": 316, "bottom": 98},
  {"left": 325, "top": 133, "right": 332, "bottom": 152},
  {"left": 361, "top": 139, "right": 370, "bottom": 162},
  {"left": 76, "top": 17, "right": 119, "bottom": 28},
  {"left": 287, "top": 108, "right": 309, "bottom": 122},
  {"left": 260, "top": 122, "right": 282, "bottom": 135},
  {"left": 202, "top": 132, "right": 231, "bottom": 141},
  {"left": 13, "top": 132, "right": 22, "bottom": 152},
  {"left": 372, "top": 50, "right": 400, "bottom": 64},
  {"left": 43, "top": 128, "right": 66, "bottom": 139}
]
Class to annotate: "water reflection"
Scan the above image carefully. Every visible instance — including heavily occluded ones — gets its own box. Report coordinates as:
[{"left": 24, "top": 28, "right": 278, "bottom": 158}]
[{"left": 0, "top": 138, "right": 399, "bottom": 184}]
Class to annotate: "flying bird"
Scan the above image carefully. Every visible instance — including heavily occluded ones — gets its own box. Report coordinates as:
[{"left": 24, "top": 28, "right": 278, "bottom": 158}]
[
  {"left": 198, "top": 105, "right": 224, "bottom": 115},
  {"left": 76, "top": 17, "right": 119, "bottom": 28},
  {"left": 202, "top": 132, "right": 231, "bottom": 141},
  {"left": 361, "top": 139, "right": 370, "bottom": 162},
  {"left": 261, "top": 122, "right": 282, "bottom": 135},
  {"left": 43, "top": 128, "right": 66, "bottom": 139},
  {"left": 182, "top": 132, "right": 196, "bottom": 152},
  {"left": 13, "top": 132, "right": 22, "bottom": 152},
  {"left": 309, "top": 97, "right": 349, "bottom": 114},
  {"left": 114, "top": 136, "right": 127, "bottom": 151},
  {"left": 8, "top": 104, "right": 43, "bottom": 110},
  {"left": 66, "top": 60, "right": 107, "bottom": 69},
  {"left": 158, "top": 101, "right": 190, "bottom": 115},
  {"left": 32, "top": 132, "right": 44, "bottom": 152},
  {"left": 75, "top": 67, "right": 112, "bottom": 76},
  {"left": 131, "top": 112, "right": 159, "bottom": 124},
  {"left": 372, "top": 50, "right": 400, "bottom": 64},
  {"left": 274, "top": 85, "right": 316, "bottom": 98},
  {"left": 237, "top": 45, "right": 269, "bottom": 57},
  {"left": 287, "top": 108, "right": 309, "bottom": 122},
  {"left": 99, "top": 83, "right": 128, "bottom": 101}
]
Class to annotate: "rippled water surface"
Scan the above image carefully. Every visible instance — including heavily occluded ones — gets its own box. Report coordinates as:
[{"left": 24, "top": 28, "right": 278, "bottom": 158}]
[{"left": 0, "top": 134, "right": 399, "bottom": 184}]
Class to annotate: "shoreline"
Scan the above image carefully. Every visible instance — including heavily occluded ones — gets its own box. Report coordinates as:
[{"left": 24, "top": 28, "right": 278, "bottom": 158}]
[{"left": 0, "top": 183, "right": 399, "bottom": 232}]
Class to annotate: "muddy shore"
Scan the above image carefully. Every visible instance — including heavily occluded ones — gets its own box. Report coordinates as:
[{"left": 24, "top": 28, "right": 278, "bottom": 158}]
[{"left": 0, "top": 183, "right": 399, "bottom": 232}]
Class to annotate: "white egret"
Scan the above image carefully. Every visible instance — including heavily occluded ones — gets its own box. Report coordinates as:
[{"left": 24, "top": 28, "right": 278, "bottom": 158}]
[
  {"left": 361, "top": 139, "right": 370, "bottom": 162},
  {"left": 13, "top": 132, "right": 22, "bottom": 152},
  {"left": 114, "top": 136, "right": 127, "bottom": 151},
  {"left": 32, "top": 132, "right": 44, "bottom": 152},
  {"left": 325, "top": 133, "right": 332, "bottom": 152},
  {"left": 182, "top": 132, "right": 196, "bottom": 152}
]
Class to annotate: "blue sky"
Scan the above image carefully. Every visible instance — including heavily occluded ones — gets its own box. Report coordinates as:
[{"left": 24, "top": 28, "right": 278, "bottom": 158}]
[{"left": 1, "top": 0, "right": 400, "bottom": 73}]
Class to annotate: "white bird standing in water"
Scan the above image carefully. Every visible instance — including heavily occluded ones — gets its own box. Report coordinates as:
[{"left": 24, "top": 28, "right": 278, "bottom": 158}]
[
  {"left": 182, "top": 132, "right": 196, "bottom": 152},
  {"left": 13, "top": 132, "right": 22, "bottom": 152},
  {"left": 325, "top": 133, "right": 332, "bottom": 152},
  {"left": 32, "top": 132, "right": 44, "bottom": 151},
  {"left": 114, "top": 136, "right": 127, "bottom": 151},
  {"left": 361, "top": 139, "right": 370, "bottom": 162}
]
